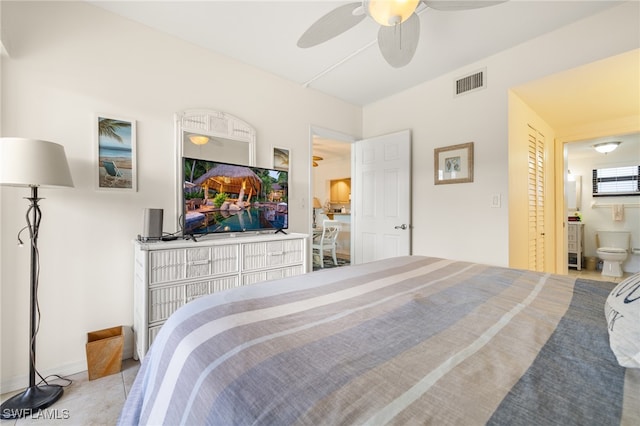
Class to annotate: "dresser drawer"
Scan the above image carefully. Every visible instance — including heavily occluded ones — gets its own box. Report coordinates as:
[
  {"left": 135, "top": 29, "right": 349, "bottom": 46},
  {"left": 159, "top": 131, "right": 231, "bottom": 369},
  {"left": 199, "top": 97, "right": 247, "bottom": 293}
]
[
  {"left": 242, "top": 264, "right": 305, "bottom": 286},
  {"left": 242, "top": 239, "right": 304, "bottom": 271},
  {"left": 148, "top": 324, "right": 162, "bottom": 348},
  {"left": 148, "top": 275, "right": 239, "bottom": 323},
  {"left": 134, "top": 234, "right": 308, "bottom": 359},
  {"left": 149, "top": 245, "right": 239, "bottom": 285},
  {"left": 203, "top": 244, "right": 240, "bottom": 277}
]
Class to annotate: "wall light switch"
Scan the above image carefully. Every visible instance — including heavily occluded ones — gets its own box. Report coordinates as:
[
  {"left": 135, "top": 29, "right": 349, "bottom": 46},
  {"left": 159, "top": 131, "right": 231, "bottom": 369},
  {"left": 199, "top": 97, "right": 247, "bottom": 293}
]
[{"left": 491, "top": 193, "right": 501, "bottom": 208}]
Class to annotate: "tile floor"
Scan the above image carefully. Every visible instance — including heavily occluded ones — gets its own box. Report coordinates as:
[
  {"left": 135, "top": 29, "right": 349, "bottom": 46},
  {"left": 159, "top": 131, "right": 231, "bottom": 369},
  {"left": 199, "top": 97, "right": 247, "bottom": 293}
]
[
  {"left": 1, "top": 359, "right": 139, "bottom": 425},
  {"left": 567, "top": 267, "right": 632, "bottom": 283}
]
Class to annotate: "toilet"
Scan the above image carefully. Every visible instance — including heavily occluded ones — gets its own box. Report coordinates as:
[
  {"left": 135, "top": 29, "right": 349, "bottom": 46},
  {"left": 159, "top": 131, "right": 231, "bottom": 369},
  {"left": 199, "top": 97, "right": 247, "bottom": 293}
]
[{"left": 596, "top": 231, "right": 630, "bottom": 278}]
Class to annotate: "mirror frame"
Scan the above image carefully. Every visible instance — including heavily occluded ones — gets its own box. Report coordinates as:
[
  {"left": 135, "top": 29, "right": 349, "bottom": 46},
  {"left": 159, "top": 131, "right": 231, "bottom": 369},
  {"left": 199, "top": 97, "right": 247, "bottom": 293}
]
[
  {"left": 567, "top": 175, "right": 582, "bottom": 211},
  {"left": 175, "top": 109, "right": 256, "bottom": 231}
]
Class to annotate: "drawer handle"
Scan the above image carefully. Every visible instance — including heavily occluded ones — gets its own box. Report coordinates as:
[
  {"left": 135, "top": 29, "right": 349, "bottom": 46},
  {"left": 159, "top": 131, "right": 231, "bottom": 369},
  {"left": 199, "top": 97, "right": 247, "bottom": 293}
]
[
  {"left": 152, "top": 263, "right": 183, "bottom": 270},
  {"left": 267, "top": 251, "right": 284, "bottom": 256},
  {"left": 188, "top": 259, "right": 211, "bottom": 266}
]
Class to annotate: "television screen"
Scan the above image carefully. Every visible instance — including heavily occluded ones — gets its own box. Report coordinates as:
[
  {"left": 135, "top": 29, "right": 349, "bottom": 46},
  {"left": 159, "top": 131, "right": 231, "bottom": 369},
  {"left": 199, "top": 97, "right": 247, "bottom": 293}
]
[{"left": 182, "top": 157, "right": 288, "bottom": 235}]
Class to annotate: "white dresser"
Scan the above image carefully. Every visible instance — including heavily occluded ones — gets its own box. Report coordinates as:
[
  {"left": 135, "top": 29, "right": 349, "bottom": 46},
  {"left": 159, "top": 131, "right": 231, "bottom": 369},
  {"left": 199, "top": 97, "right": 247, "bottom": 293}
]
[
  {"left": 133, "top": 233, "right": 307, "bottom": 359},
  {"left": 567, "top": 222, "right": 584, "bottom": 271}
]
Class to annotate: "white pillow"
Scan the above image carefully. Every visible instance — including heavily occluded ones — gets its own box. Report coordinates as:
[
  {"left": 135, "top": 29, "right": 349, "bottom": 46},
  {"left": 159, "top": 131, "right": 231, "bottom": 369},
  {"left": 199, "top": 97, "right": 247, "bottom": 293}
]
[{"left": 604, "top": 272, "right": 640, "bottom": 368}]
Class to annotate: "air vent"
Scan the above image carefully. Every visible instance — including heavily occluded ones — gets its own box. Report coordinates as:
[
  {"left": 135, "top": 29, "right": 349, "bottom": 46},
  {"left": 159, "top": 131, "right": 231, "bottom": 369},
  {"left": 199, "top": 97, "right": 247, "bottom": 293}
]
[{"left": 454, "top": 69, "right": 486, "bottom": 96}]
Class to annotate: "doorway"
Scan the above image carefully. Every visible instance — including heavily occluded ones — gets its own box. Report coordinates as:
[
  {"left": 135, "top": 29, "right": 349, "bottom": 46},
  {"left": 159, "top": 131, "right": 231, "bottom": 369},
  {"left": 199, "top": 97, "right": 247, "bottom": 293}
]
[
  {"left": 509, "top": 50, "right": 639, "bottom": 274},
  {"left": 563, "top": 133, "right": 640, "bottom": 277},
  {"left": 309, "top": 127, "right": 354, "bottom": 271}
]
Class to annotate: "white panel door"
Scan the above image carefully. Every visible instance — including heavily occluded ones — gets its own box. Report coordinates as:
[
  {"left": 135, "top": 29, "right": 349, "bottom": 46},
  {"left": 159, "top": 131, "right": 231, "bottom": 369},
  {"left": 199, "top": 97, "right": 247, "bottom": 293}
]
[{"left": 353, "top": 130, "right": 411, "bottom": 264}]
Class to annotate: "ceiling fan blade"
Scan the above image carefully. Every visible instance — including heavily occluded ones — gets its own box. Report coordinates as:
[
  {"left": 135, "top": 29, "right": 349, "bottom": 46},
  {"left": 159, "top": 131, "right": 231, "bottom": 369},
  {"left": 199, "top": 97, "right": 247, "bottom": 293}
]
[
  {"left": 423, "top": 1, "right": 507, "bottom": 11},
  {"left": 378, "top": 13, "right": 420, "bottom": 68},
  {"left": 297, "top": 2, "right": 366, "bottom": 48}
]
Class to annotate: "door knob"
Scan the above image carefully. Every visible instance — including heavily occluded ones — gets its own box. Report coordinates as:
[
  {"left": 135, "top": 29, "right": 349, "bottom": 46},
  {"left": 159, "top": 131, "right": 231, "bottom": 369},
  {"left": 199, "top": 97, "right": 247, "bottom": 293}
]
[{"left": 395, "top": 224, "right": 407, "bottom": 230}]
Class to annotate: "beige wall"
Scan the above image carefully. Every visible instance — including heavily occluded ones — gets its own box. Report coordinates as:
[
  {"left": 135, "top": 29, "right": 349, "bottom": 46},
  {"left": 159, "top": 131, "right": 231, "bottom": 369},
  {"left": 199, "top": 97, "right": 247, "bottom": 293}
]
[{"left": 0, "top": 1, "right": 361, "bottom": 390}]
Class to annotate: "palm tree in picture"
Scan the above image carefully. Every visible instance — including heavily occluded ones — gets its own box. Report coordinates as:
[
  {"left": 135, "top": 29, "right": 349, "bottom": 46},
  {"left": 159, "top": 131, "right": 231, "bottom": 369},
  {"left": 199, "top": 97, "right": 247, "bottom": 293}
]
[
  {"left": 98, "top": 118, "right": 129, "bottom": 143},
  {"left": 277, "top": 170, "right": 288, "bottom": 195},
  {"left": 184, "top": 159, "right": 197, "bottom": 183}
]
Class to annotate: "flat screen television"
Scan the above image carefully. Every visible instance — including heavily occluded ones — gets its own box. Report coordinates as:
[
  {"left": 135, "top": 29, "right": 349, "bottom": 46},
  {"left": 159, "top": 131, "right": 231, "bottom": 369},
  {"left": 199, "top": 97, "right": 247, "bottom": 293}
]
[{"left": 182, "top": 157, "right": 288, "bottom": 236}]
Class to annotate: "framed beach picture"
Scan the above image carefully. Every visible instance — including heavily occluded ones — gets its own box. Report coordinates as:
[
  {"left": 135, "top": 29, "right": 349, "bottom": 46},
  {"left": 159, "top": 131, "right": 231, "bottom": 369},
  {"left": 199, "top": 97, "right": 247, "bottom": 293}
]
[
  {"left": 273, "top": 147, "right": 290, "bottom": 171},
  {"left": 96, "top": 114, "right": 137, "bottom": 191},
  {"left": 434, "top": 142, "right": 474, "bottom": 185}
]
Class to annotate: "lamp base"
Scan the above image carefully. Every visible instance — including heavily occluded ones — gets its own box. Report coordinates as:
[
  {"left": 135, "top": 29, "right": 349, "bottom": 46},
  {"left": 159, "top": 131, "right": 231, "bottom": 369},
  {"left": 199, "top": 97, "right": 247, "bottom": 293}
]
[{"left": 0, "top": 385, "right": 63, "bottom": 419}]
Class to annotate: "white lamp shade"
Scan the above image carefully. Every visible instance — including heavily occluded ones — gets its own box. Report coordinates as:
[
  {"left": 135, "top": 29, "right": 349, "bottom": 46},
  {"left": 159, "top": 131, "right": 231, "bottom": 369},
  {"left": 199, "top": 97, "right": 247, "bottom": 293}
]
[
  {"left": 189, "top": 135, "right": 210, "bottom": 145},
  {"left": 0, "top": 138, "right": 74, "bottom": 188}
]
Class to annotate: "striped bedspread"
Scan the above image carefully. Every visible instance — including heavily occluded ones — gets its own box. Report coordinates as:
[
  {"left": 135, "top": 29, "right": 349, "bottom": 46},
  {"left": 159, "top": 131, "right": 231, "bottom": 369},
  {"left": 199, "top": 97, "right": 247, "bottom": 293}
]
[{"left": 119, "top": 256, "right": 640, "bottom": 425}]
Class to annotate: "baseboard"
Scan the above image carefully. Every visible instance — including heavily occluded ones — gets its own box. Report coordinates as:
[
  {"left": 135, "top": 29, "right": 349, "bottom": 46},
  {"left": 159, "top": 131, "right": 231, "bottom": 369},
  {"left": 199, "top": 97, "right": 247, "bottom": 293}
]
[
  {"left": 1, "top": 360, "right": 87, "bottom": 395},
  {"left": 1, "top": 327, "right": 135, "bottom": 395}
]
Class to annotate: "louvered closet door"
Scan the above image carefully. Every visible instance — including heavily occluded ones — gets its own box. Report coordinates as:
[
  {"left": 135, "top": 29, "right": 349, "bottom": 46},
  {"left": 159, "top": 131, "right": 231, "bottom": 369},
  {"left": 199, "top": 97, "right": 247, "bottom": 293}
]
[{"left": 527, "top": 125, "right": 545, "bottom": 272}]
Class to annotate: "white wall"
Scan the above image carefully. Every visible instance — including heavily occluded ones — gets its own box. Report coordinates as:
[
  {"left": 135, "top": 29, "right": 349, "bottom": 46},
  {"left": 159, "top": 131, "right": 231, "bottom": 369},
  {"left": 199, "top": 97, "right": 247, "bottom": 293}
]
[
  {"left": 363, "top": 2, "right": 640, "bottom": 266},
  {"left": 0, "top": 1, "right": 361, "bottom": 390}
]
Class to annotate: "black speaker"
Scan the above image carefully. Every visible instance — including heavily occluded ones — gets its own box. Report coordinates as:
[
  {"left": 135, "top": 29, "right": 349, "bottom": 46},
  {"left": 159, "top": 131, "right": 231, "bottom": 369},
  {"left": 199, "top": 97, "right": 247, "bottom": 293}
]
[{"left": 142, "top": 208, "right": 163, "bottom": 241}]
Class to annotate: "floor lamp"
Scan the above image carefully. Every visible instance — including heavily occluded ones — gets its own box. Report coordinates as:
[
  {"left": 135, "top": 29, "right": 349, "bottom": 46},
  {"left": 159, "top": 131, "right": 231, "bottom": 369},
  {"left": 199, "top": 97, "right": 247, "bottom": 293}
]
[{"left": 0, "top": 138, "right": 74, "bottom": 419}]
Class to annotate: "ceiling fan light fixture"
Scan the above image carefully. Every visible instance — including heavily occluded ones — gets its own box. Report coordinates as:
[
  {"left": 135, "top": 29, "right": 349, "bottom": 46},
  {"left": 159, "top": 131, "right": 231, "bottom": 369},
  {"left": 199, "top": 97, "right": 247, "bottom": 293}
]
[
  {"left": 593, "top": 141, "right": 621, "bottom": 154},
  {"left": 366, "top": 0, "right": 420, "bottom": 26},
  {"left": 189, "top": 135, "right": 209, "bottom": 145}
]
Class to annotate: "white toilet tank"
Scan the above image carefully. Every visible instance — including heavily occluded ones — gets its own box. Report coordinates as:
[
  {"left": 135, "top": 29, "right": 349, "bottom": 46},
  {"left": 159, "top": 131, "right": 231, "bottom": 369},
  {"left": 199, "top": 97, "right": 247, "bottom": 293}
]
[{"left": 597, "top": 231, "right": 630, "bottom": 249}]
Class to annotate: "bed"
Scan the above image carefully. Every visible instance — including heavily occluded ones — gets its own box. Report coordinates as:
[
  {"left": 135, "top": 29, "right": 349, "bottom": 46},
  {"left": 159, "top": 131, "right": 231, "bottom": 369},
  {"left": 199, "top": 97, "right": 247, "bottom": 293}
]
[{"left": 119, "top": 256, "right": 639, "bottom": 425}]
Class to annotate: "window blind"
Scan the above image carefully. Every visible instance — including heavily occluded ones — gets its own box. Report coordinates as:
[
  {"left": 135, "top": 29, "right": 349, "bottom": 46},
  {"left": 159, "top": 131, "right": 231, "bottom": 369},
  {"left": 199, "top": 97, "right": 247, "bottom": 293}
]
[{"left": 592, "top": 165, "right": 640, "bottom": 196}]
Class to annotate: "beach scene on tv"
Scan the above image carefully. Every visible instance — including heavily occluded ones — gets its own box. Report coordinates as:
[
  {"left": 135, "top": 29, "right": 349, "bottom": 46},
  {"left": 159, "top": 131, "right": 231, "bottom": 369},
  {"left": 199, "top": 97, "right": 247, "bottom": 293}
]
[{"left": 183, "top": 158, "right": 288, "bottom": 234}]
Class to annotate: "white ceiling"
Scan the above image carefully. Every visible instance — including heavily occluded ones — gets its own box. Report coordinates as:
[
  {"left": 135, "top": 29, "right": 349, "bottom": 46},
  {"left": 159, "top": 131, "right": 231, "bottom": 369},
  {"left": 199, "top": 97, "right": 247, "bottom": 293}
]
[
  {"left": 567, "top": 132, "right": 639, "bottom": 160},
  {"left": 87, "top": 1, "right": 636, "bottom": 162},
  {"left": 89, "top": 0, "right": 624, "bottom": 106},
  {"left": 512, "top": 49, "right": 640, "bottom": 132}
]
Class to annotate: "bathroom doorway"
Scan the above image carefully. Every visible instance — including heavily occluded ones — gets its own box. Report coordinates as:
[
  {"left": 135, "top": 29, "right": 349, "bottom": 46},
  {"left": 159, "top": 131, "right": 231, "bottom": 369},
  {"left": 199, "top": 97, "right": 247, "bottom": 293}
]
[{"left": 564, "top": 132, "right": 639, "bottom": 278}]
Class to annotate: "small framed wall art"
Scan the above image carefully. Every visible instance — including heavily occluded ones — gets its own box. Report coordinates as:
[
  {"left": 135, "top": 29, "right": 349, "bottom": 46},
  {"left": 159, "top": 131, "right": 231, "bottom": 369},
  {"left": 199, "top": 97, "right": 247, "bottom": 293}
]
[
  {"left": 273, "top": 147, "right": 290, "bottom": 172},
  {"left": 96, "top": 114, "right": 137, "bottom": 191},
  {"left": 434, "top": 142, "right": 474, "bottom": 185}
]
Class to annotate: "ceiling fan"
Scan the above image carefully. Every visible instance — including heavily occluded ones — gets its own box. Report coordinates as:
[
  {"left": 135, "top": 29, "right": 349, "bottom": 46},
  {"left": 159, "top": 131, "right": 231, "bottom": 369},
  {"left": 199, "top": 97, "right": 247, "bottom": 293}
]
[{"left": 297, "top": 1, "right": 506, "bottom": 68}]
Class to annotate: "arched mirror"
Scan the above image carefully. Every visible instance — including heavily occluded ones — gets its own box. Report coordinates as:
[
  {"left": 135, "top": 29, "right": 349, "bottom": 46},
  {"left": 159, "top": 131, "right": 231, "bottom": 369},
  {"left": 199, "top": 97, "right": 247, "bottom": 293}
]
[{"left": 175, "top": 109, "right": 256, "bottom": 231}]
